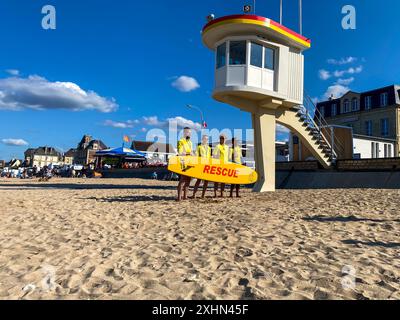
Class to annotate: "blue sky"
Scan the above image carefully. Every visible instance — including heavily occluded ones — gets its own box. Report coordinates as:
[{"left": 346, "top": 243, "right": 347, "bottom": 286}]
[{"left": 0, "top": 0, "right": 399, "bottom": 160}]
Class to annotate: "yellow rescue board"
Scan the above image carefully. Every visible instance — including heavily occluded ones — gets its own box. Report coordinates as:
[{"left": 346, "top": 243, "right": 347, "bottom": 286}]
[{"left": 168, "top": 156, "right": 258, "bottom": 185}]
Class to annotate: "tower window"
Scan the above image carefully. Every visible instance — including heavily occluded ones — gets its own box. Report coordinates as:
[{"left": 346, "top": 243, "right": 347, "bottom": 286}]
[
  {"left": 264, "top": 47, "right": 275, "bottom": 70},
  {"left": 250, "top": 42, "right": 263, "bottom": 68},
  {"left": 229, "top": 41, "right": 246, "bottom": 65},
  {"left": 216, "top": 42, "right": 226, "bottom": 69}
]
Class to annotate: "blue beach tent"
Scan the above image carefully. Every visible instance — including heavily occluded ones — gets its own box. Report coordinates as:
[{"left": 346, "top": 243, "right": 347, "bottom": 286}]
[{"left": 95, "top": 147, "right": 147, "bottom": 159}]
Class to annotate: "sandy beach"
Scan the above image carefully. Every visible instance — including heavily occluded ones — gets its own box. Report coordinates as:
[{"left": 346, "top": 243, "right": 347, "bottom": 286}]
[{"left": 0, "top": 177, "right": 399, "bottom": 300}]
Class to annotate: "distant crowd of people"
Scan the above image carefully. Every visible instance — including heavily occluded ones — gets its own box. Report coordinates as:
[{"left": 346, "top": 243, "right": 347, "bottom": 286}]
[
  {"left": 1, "top": 165, "right": 97, "bottom": 180},
  {"left": 120, "top": 160, "right": 166, "bottom": 170}
]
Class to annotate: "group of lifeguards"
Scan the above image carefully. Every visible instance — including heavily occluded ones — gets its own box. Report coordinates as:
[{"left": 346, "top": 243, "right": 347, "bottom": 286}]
[{"left": 176, "top": 127, "right": 242, "bottom": 201}]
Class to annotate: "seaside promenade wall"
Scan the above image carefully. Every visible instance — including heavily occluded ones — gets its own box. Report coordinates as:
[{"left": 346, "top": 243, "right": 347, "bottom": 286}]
[
  {"left": 276, "top": 170, "right": 400, "bottom": 189},
  {"left": 101, "top": 167, "right": 168, "bottom": 179},
  {"left": 276, "top": 158, "right": 400, "bottom": 189},
  {"left": 100, "top": 159, "right": 400, "bottom": 189}
]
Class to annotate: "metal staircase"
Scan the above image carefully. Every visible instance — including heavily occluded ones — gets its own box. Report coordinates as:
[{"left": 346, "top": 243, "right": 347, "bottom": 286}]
[
  {"left": 290, "top": 93, "right": 346, "bottom": 167},
  {"left": 295, "top": 112, "right": 335, "bottom": 164}
]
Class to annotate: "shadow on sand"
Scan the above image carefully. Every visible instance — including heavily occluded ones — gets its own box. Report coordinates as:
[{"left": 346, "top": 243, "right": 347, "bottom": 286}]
[
  {"left": 87, "top": 195, "right": 176, "bottom": 202},
  {"left": 302, "top": 215, "right": 400, "bottom": 224},
  {"left": 0, "top": 183, "right": 176, "bottom": 191},
  {"left": 342, "top": 239, "right": 400, "bottom": 248}
]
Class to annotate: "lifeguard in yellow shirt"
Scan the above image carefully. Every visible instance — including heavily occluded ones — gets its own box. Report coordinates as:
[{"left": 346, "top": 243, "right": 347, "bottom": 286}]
[
  {"left": 230, "top": 137, "right": 243, "bottom": 198},
  {"left": 177, "top": 127, "right": 194, "bottom": 201},
  {"left": 213, "top": 134, "right": 230, "bottom": 198},
  {"left": 192, "top": 135, "right": 211, "bottom": 199}
]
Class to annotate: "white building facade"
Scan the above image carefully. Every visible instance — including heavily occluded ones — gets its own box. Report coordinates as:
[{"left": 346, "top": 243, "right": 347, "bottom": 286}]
[
  {"left": 353, "top": 135, "right": 396, "bottom": 159},
  {"left": 24, "top": 147, "right": 62, "bottom": 168}
]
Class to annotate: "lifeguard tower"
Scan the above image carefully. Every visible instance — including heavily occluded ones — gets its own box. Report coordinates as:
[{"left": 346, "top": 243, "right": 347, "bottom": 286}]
[{"left": 202, "top": 14, "right": 334, "bottom": 192}]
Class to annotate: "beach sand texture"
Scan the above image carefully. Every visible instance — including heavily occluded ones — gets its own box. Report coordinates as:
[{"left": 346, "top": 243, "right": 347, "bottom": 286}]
[{"left": 0, "top": 178, "right": 399, "bottom": 300}]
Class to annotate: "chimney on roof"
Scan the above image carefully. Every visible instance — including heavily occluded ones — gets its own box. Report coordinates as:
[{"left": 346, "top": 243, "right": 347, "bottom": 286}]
[{"left": 329, "top": 94, "right": 334, "bottom": 101}]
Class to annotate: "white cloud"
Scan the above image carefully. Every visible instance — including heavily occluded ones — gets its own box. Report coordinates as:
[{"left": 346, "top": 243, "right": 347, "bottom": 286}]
[
  {"left": 333, "top": 66, "right": 363, "bottom": 78},
  {"left": 6, "top": 69, "right": 20, "bottom": 76},
  {"left": 333, "top": 70, "right": 345, "bottom": 78},
  {"left": 335, "top": 77, "right": 355, "bottom": 86},
  {"left": 318, "top": 69, "right": 331, "bottom": 80},
  {"left": 317, "top": 57, "right": 363, "bottom": 101},
  {"left": 327, "top": 57, "right": 357, "bottom": 65},
  {"left": 171, "top": 76, "right": 200, "bottom": 92},
  {"left": 129, "top": 115, "right": 203, "bottom": 131},
  {"left": 348, "top": 66, "right": 363, "bottom": 74},
  {"left": 142, "top": 116, "right": 163, "bottom": 126},
  {"left": 1, "top": 138, "right": 29, "bottom": 146},
  {"left": 103, "top": 120, "right": 138, "bottom": 129},
  {"left": 0, "top": 74, "right": 118, "bottom": 112},
  {"left": 323, "top": 84, "right": 350, "bottom": 100},
  {"left": 166, "top": 116, "right": 202, "bottom": 131}
]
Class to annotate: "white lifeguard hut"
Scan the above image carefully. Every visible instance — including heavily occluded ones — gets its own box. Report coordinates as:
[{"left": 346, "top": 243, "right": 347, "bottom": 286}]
[{"left": 202, "top": 14, "right": 334, "bottom": 192}]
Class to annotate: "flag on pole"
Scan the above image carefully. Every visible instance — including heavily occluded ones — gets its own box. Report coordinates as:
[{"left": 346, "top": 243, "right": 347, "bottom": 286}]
[
  {"left": 123, "top": 135, "right": 131, "bottom": 143},
  {"left": 202, "top": 121, "right": 208, "bottom": 129}
]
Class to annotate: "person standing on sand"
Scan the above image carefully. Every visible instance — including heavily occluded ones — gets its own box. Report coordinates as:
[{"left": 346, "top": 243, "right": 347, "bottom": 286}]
[
  {"left": 230, "top": 137, "right": 242, "bottom": 198},
  {"left": 213, "top": 134, "right": 230, "bottom": 198},
  {"left": 177, "top": 127, "right": 194, "bottom": 201},
  {"left": 192, "top": 135, "right": 211, "bottom": 199}
]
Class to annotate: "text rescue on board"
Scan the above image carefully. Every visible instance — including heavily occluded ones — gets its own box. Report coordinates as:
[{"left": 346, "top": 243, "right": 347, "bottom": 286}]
[{"left": 203, "top": 165, "right": 239, "bottom": 178}]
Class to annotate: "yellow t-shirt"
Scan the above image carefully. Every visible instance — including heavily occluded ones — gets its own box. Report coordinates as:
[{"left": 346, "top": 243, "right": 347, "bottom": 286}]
[
  {"left": 230, "top": 146, "right": 242, "bottom": 164},
  {"left": 213, "top": 144, "right": 230, "bottom": 163},
  {"left": 177, "top": 138, "right": 193, "bottom": 156},
  {"left": 196, "top": 144, "right": 211, "bottom": 159}
]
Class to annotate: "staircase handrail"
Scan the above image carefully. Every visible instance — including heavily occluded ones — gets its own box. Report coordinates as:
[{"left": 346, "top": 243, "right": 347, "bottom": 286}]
[
  {"left": 302, "top": 93, "right": 346, "bottom": 160},
  {"left": 297, "top": 104, "right": 338, "bottom": 160}
]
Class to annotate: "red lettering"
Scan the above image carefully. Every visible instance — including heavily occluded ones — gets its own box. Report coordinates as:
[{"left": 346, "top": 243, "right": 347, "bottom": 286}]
[{"left": 204, "top": 166, "right": 239, "bottom": 178}]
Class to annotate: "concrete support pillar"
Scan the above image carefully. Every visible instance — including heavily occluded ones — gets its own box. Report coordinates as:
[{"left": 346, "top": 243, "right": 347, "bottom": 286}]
[{"left": 252, "top": 108, "right": 276, "bottom": 192}]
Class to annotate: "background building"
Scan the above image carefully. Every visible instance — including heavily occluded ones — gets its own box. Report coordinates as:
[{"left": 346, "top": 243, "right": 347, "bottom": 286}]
[
  {"left": 290, "top": 125, "right": 354, "bottom": 161},
  {"left": 316, "top": 85, "right": 400, "bottom": 156},
  {"left": 74, "top": 135, "right": 107, "bottom": 165},
  {"left": 63, "top": 148, "right": 76, "bottom": 166},
  {"left": 24, "top": 147, "right": 62, "bottom": 168},
  {"left": 8, "top": 159, "right": 23, "bottom": 169},
  {"left": 353, "top": 135, "right": 395, "bottom": 159}
]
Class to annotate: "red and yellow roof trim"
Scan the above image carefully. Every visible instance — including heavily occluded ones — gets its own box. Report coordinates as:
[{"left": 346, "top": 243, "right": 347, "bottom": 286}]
[{"left": 202, "top": 14, "right": 311, "bottom": 49}]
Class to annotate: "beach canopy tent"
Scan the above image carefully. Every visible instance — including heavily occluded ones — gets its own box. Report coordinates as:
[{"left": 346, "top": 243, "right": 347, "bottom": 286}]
[
  {"left": 95, "top": 147, "right": 147, "bottom": 159},
  {"left": 95, "top": 147, "right": 147, "bottom": 169}
]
